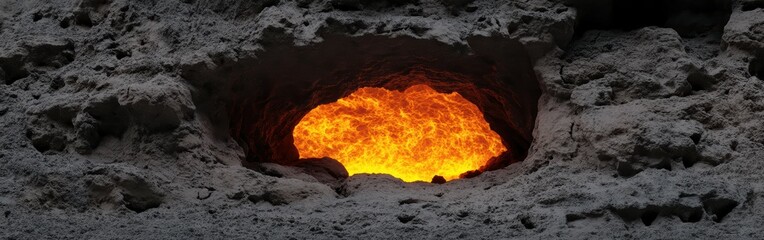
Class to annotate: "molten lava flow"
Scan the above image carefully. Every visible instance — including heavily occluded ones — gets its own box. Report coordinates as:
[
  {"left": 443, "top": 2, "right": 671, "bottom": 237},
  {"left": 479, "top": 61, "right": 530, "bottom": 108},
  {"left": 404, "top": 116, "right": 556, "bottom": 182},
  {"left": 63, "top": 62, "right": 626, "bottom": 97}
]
[{"left": 293, "top": 84, "right": 506, "bottom": 182}]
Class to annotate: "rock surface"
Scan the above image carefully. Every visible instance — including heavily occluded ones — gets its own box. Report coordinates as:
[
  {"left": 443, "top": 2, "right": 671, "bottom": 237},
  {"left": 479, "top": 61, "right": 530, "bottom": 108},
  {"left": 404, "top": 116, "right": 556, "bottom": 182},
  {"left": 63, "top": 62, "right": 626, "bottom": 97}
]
[{"left": 1, "top": 0, "right": 763, "bottom": 239}]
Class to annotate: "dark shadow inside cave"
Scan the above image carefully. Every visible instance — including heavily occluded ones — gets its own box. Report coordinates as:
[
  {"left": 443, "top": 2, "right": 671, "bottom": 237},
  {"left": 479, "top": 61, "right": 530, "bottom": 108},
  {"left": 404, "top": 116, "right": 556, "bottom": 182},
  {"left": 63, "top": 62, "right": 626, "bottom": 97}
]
[
  {"left": 565, "top": 0, "right": 732, "bottom": 38},
  {"left": 183, "top": 35, "right": 541, "bottom": 179},
  {"left": 741, "top": 0, "right": 764, "bottom": 12},
  {"left": 751, "top": 52, "right": 764, "bottom": 81}
]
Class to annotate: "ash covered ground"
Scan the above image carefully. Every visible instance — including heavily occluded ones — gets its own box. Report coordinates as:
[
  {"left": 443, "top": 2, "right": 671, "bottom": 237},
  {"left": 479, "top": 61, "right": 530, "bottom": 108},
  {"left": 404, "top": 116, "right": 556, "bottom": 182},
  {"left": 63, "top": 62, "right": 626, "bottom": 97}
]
[{"left": 1, "top": 0, "right": 764, "bottom": 239}]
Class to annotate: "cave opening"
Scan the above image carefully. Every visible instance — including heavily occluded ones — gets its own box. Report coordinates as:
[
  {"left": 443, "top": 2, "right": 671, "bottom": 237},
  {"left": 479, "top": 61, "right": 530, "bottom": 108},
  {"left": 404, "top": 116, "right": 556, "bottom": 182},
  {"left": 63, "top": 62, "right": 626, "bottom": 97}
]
[
  {"left": 293, "top": 83, "right": 507, "bottom": 182},
  {"left": 185, "top": 35, "right": 541, "bottom": 183}
]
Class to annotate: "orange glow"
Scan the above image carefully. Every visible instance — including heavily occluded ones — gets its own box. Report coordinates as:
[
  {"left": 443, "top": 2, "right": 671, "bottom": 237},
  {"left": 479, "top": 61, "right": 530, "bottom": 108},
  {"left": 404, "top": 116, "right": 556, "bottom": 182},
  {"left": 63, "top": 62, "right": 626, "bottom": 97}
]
[{"left": 293, "top": 84, "right": 506, "bottom": 182}]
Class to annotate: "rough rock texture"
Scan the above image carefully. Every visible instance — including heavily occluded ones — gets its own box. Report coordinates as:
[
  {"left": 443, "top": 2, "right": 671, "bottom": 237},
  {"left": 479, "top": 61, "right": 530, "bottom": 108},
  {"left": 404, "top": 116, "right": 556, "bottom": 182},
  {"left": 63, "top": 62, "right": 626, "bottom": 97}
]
[{"left": 1, "top": 0, "right": 763, "bottom": 239}]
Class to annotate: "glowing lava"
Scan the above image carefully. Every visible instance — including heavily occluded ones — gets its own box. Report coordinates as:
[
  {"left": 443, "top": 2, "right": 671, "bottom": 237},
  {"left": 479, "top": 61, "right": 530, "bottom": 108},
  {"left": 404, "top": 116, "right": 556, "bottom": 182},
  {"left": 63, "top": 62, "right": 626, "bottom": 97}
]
[{"left": 293, "top": 84, "right": 506, "bottom": 182}]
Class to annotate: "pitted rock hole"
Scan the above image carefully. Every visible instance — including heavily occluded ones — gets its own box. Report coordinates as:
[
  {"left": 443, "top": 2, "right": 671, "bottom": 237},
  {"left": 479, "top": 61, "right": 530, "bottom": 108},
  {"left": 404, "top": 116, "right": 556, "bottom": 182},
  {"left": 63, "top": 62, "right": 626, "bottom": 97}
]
[{"left": 751, "top": 53, "right": 764, "bottom": 80}]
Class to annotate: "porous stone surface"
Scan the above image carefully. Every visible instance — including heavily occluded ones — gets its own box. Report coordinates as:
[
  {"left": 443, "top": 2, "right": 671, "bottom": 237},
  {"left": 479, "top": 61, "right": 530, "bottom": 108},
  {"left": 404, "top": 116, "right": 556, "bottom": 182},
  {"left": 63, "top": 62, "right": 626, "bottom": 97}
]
[{"left": 1, "top": 0, "right": 763, "bottom": 239}]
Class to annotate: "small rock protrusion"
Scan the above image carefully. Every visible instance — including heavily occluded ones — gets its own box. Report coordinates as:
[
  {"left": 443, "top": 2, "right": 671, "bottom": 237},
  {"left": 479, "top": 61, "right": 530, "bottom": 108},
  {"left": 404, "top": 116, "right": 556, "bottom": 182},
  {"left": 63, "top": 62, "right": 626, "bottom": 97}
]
[
  {"left": 196, "top": 188, "right": 213, "bottom": 200},
  {"left": 295, "top": 157, "right": 349, "bottom": 184},
  {"left": 431, "top": 175, "right": 446, "bottom": 184},
  {"left": 459, "top": 170, "right": 482, "bottom": 179}
]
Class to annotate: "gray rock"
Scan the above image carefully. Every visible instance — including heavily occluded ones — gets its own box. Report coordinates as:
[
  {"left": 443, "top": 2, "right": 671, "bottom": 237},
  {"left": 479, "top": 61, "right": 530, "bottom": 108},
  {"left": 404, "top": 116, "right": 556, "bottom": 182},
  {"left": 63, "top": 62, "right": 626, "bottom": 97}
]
[{"left": 0, "top": 0, "right": 761, "bottom": 239}]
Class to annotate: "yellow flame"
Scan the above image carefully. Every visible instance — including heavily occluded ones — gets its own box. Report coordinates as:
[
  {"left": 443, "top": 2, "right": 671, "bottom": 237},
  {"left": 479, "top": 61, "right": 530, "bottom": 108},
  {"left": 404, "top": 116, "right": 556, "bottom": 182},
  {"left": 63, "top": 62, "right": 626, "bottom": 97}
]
[{"left": 293, "top": 84, "right": 506, "bottom": 182}]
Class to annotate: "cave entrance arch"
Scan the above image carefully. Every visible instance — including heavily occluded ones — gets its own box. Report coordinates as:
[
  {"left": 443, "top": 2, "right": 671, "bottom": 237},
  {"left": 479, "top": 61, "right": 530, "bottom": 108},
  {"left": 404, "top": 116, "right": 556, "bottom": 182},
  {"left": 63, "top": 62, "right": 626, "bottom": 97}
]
[{"left": 187, "top": 35, "right": 541, "bottom": 180}]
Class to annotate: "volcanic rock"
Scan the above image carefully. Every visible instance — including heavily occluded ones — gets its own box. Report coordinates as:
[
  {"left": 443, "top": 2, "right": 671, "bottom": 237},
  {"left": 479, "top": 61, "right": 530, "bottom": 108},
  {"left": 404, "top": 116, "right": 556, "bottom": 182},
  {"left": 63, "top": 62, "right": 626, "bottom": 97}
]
[{"left": 0, "top": 0, "right": 762, "bottom": 239}]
